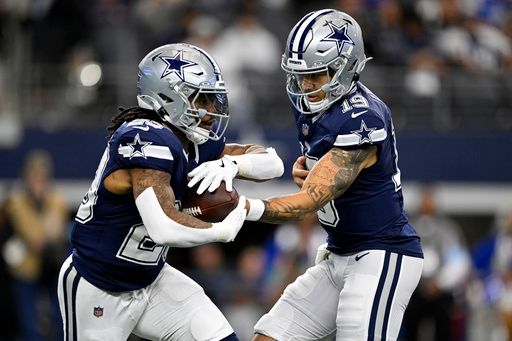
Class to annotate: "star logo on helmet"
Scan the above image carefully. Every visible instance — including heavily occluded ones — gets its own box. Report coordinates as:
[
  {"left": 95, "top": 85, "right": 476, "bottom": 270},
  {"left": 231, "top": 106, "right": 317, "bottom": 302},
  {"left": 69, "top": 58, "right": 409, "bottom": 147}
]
[
  {"left": 128, "top": 133, "right": 152, "bottom": 159},
  {"left": 351, "top": 120, "right": 375, "bottom": 145},
  {"left": 159, "top": 51, "right": 196, "bottom": 80},
  {"left": 321, "top": 22, "right": 355, "bottom": 54}
]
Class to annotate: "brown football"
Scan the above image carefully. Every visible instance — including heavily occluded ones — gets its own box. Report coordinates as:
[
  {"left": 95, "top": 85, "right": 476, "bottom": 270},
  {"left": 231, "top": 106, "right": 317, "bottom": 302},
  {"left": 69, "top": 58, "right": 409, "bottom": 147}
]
[{"left": 182, "top": 182, "right": 239, "bottom": 223}]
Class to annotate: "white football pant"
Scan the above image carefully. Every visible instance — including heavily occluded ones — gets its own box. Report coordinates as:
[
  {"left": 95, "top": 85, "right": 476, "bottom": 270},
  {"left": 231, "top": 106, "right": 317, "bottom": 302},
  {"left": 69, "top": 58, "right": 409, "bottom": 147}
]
[
  {"left": 58, "top": 255, "right": 235, "bottom": 341},
  {"left": 254, "top": 250, "right": 423, "bottom": 341}
]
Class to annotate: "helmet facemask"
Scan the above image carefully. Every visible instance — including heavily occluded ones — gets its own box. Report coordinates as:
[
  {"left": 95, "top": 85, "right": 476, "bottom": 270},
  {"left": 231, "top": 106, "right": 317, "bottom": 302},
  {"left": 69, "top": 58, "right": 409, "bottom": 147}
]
[
  {"left": 179, "top": 87, "right": 229, "bottom": 144},
  {"left": 284, "top": 56, "right": 350, "bottom": 114}
]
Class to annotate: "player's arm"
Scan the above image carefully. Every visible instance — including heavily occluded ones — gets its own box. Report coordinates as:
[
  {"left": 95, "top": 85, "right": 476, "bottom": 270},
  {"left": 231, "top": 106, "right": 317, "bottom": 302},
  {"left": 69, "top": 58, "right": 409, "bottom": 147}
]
[
  {"left": 222, "top": 143, "right": 284, "bottom": 181},
  {"left": 130, "top": 168, "right": 246, "bottom": 246},
  {"left": 187, "top": 143, "right": 284, "bottom": 194},
  {"left": 246, "top": 145, "right": 377, "bottom": 224}
]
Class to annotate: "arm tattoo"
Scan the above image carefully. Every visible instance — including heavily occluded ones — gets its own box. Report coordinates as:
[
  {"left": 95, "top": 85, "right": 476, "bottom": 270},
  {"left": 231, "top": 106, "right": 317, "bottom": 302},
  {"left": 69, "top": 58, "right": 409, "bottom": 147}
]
[
  {"left": 131, "top": 168, "right": 211, "bottom": 229},
  {"left": 260, "top": 146, "right": 376, "bottom": 224}
]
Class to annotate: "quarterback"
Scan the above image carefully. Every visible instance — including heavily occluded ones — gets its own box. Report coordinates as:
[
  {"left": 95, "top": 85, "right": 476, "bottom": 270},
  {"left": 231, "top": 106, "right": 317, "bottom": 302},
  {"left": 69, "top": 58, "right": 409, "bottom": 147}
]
[{"left": 244, "top": 9, "right": 424, "bottom": 341}]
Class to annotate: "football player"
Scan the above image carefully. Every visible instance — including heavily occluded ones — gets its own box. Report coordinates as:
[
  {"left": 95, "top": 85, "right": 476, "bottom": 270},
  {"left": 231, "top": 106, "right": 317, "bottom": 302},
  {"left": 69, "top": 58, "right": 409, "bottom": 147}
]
[
  {"left": 242, "top": 9, "right": 424, "bottom": 341},
  {"left": 57, "top": 43, "right": 283, "bottom": 341}
]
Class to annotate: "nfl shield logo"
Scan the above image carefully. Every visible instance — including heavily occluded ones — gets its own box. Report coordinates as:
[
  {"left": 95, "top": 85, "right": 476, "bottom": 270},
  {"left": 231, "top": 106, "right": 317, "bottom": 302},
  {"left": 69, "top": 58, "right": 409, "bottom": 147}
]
[
  {"left": 93, "top": 306, "right": 104, "bottom": 318},
  {"left": 302, "top": 123, "right": 309, "bottom": 136}
]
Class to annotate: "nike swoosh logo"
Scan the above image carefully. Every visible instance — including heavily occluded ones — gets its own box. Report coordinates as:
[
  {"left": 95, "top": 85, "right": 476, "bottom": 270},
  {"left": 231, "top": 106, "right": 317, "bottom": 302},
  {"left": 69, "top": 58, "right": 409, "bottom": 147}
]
[
  {"left": 351, "top": 110, "right": 367, "bottom": 119},
  {"left": 355, "top": 252, "right": 370, "bottom": 261},
  {"left": 133, "top": 126, "right": 149, "bottom": 131}
]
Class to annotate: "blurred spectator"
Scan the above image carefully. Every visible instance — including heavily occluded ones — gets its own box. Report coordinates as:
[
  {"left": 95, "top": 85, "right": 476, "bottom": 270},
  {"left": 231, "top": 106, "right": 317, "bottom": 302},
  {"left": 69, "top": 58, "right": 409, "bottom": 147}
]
[
  {"left": 495, "top": 211, "right": 512, "bottom": 340},
  {"left": 133, "top": 0, "right": 189, "bottom": 53},
  {"left": 0, "top": 201, "right": 18, "bottom": 340},
  {"left": 403, "top": 186, "right": 471, "bottom": 341},
  {"left": 467, "top": 209, "right": 512, "bottom": 341},
  {"left": 224, "top": 246, "right": 267, "bottom": 341},
  {"left": 209, "top": 5, "right": 281, "bottom": 136},
  {"left": 186, "top": 243, "right": 236, "bottom": 308},
  {"left": 436, "top": 14, "right": 512, "bottom": 75},
  {"left": 1, "top": 150, "right": 69, "bottom": 341}
]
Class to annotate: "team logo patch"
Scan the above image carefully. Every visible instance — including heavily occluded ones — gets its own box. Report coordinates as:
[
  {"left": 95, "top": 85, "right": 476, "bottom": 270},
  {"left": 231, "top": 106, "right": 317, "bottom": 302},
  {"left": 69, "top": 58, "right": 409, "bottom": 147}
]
[
  {"left": 321, "top": 22, "right": 355, "bottom": 54},
  {"left": 93, "top": 306, "right": 104, "bottom": 318},
  {"left": 127, "top": 133, "right": 152, "bottom": 159},
  {"left": 350, "top": 120, "right": 376, "bottom": 145},
  {"left": 302, "top": 123, "right": 309, "bottom": 136}
]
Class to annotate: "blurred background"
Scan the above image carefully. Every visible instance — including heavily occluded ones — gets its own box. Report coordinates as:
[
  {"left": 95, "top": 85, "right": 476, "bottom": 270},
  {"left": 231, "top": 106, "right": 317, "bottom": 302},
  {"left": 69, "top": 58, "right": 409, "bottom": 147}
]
[{"left": 0, "top": 0, "right": 511, "bottom": 340}]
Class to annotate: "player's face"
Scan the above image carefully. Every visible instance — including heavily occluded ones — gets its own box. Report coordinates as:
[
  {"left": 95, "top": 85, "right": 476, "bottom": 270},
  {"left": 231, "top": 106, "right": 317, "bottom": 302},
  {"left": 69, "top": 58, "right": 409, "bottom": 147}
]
[
  {"left": 191, "top": 93, "right": 220, "bottom": 129},
  {"left": 297, "top": 70, "right": 330, "bottom": 102}
]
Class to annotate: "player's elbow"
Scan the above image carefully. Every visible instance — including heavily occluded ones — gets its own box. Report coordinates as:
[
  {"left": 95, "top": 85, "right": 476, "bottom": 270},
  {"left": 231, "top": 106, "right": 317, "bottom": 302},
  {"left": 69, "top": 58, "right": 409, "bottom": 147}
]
[
  {"left": 145, "top": 228, "right": 167, "bottom": 246},
  {"left": 261, "top": 152, "right": 285, "bottom": 180}
]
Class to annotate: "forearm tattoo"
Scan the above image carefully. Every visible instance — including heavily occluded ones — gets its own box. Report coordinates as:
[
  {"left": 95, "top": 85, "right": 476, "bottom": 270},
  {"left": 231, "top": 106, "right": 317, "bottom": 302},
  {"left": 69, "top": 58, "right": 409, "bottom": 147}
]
[
  {"left": 132, "top": 168, "right": 211, "bottom": 229},
  {"left": 260, "top": 146, "right": 376, "bottom": 224}
]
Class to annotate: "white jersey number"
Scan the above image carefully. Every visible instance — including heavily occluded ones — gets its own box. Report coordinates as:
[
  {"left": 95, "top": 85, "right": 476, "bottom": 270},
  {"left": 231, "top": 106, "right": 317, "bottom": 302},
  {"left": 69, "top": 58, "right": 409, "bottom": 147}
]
[
  {"left": 390, "top": 123, "right": 402, "bottom": 191},
  {"left": 116, "top": 224, "right": 168, "bottom": 265},
  {"left": 76, "top": 147, "right": 110, "bottom": 224},
  {"left": 318, "top": 200, "right": 340, "bottom": 227}
]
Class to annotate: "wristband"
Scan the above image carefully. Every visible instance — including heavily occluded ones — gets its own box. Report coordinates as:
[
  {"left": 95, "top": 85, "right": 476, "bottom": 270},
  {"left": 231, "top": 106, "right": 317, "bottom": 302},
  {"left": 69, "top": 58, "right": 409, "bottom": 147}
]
[{"left": 246, "top": 198, "right": 265, "bottom": 221}]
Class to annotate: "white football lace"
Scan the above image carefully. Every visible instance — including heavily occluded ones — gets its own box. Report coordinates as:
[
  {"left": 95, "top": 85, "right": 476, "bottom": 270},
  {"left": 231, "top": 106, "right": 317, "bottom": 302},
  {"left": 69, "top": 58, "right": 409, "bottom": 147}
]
[{"left": 183, "top": 206, "right": 202, "bottom": 216}]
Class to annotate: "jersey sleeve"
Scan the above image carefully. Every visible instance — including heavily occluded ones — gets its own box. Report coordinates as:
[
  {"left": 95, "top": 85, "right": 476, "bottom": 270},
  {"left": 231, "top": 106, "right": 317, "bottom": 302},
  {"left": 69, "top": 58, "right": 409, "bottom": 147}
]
[
  {"left": 111, "top": 124, "right": 179, "bottom": 174},
  {"left": 330, "top": 108, "right": 388, "bottom": 148}
]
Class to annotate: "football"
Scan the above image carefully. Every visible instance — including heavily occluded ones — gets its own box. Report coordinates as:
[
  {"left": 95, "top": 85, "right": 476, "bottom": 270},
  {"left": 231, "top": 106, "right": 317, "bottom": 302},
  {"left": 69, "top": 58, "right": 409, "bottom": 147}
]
[{"left": 182, "top": 182, "right": 239, "bottom": 223}]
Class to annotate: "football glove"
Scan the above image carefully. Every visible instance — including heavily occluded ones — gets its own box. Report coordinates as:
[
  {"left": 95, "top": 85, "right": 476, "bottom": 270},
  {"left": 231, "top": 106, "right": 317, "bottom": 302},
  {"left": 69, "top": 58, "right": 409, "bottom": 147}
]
[{"left": 188, "top": 156, "right": 239, "bottom": 195}]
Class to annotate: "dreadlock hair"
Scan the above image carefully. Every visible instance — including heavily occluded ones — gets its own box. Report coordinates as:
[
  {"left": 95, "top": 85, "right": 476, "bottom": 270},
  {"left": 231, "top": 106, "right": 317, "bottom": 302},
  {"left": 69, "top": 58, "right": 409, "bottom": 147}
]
[{"left": 107, "top": 106, "right": 163, "bottom": 138}]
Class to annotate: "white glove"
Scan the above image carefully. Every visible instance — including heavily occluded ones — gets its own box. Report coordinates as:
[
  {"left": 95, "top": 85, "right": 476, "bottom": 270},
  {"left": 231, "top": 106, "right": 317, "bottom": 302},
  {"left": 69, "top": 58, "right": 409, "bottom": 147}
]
[
  {"left": 314, "top": 243, "right": 330, "bottom": 265},
  {"left": 188, "top": 156, "right": 239, "bottom": 195},
  {"left": 211, "top": 196, "right": 247, "bottom": 242}
]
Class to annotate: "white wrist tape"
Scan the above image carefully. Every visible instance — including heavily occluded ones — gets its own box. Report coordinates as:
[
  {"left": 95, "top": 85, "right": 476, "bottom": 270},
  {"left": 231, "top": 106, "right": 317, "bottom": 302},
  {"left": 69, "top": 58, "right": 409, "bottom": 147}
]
[
  {"left": 135, "top": 187, "right": 222, "bottom": 247},
  {"left": 224, "top": 147, "right": 284, "bottom": 180},
  {"left": 246, "top": 198, "right": 265, "bottom": 221}
]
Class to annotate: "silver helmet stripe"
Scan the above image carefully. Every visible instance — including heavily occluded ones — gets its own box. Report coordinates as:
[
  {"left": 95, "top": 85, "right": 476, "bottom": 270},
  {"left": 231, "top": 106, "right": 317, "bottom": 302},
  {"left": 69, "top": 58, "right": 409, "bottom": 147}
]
[
  {"left": 291, "top": 9, "right": 334, "bottom": 59},
  {"left": 188, "top": 45, "right": 222, "bottom": 82}
]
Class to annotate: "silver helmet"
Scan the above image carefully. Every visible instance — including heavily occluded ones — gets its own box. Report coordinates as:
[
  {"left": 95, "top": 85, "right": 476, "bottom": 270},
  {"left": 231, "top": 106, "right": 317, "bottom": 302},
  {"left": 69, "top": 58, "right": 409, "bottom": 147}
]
[
  {"left": 281, "top": 9, "right": 371, "bottom": 114},
  {"left": 137, "top": 43, "right": 229, "bottom": 144}
]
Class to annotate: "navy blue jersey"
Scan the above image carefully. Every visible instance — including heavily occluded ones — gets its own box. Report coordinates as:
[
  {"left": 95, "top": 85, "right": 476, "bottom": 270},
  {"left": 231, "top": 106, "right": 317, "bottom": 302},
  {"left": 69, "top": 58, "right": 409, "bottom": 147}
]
[
  {"left": 71, "top": 118, "right": 225, "bottom": 292},
  {"left": 294, "top": 83, "right": 422, "bottom": 258}
]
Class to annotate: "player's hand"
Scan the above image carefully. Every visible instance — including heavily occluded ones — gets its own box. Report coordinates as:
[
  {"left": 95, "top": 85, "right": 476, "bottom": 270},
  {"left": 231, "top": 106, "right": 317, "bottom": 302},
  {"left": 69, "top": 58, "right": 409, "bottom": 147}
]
[
  {"left": 314, "top": 243, "right": 330, "bottom": 264},
  {"left": 187, "top": 156, "right": 239, "bottom": 195},
  {"left": 292, "top": 156, "right": 309, "bottom": 188},
  {"left": 211, "top": 196, "right": 247, "bottom": 242}
]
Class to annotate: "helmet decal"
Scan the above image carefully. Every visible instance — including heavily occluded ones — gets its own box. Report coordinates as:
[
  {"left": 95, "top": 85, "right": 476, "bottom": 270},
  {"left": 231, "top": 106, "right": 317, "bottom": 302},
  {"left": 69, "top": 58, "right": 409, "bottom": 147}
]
[
  {"left": 321, "top": 22, "right": 355, "bottom": 54},
  {"left": 289, "top": 9, "right": 334, "bottom": 59},
  {"left": 159, "top": 51, "right": 196, "bottom": 80}
]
